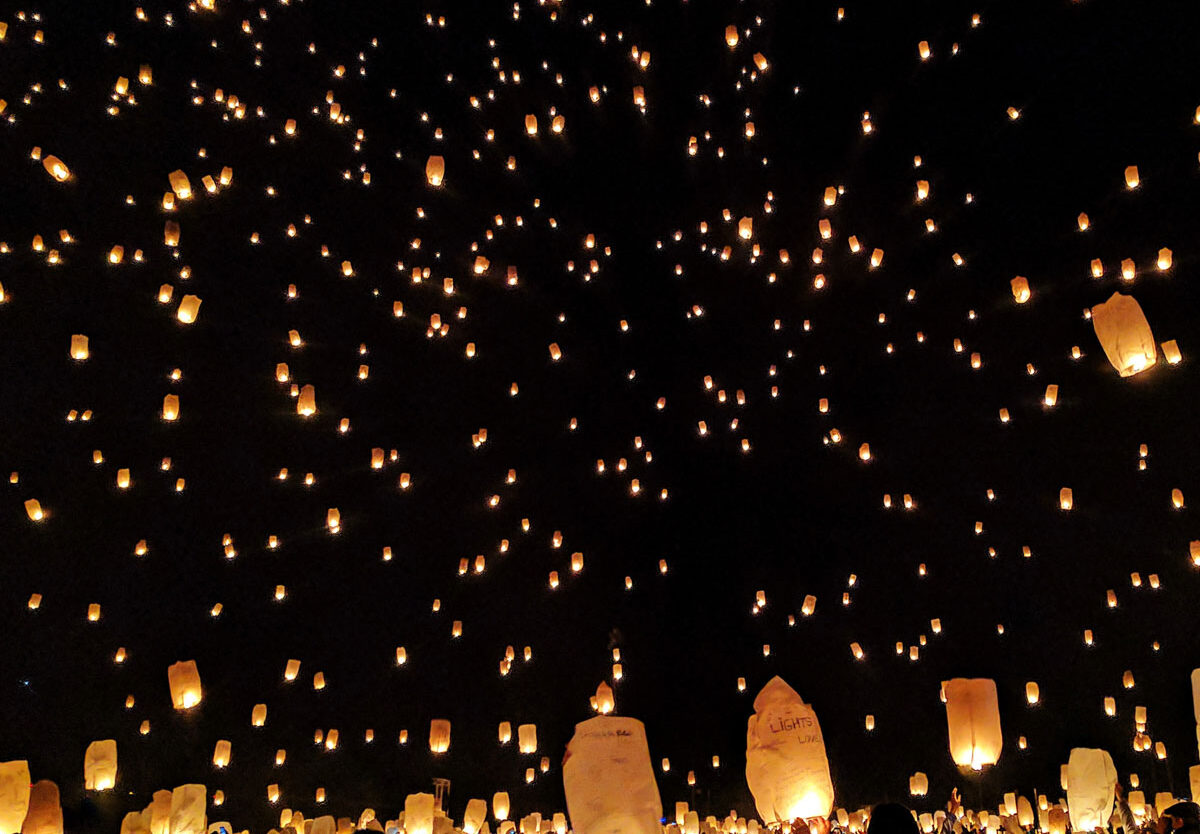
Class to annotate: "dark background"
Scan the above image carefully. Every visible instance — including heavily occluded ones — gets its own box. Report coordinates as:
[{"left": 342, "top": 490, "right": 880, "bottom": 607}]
[{"left": 2, "top": 0, "right": 1200, "bottom": 830}]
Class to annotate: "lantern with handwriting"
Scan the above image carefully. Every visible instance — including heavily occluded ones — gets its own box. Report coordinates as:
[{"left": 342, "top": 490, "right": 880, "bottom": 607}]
[
  {"left": 745, "top": 676, "right": 835, "bottom": 823},
  {"left": 564, "top": 715, "right": 662, "bottom": 834}
]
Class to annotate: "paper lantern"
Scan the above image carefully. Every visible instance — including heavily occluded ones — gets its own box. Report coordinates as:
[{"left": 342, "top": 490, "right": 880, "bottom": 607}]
[
  {"left": 499, "top": 721, "right": 512, "bottom": 744},
  {"left": 251, "top": 703, "right": 267, "bottom": 727},
  {"left": 429, "top": 719, "right": 451, "bottom": 753},
  {"left": 83, "top": 740, "right": 117, "bottom": 791},
  {"left": 745, "top": 676, "right": 835, "bottom": 823},
  {"left": 463, "top": 799, "right": 488, "bottom": 834},
  {"left": 42, "top": 155, "right": 70, "bottom": 182},
  {"left": 168, "top": 784, "right": 206, "bottom": 834},
  {"left": 24, "top": 499, "right": 44, "bottom": 521},
  {"left": 162, "top": 395, "right": 179, "bottom": 421},
  {"left": 1190, "top": 766, "right": 1200, "bottom": 804},
  {"left": 725, "top": 25, "right": 739, "bottom": 48},
  {"left": 297, "top": 385, "right": 316, "bottom": 416},
  {"left": 168, "top": 170, "right": 192, "bottom": 200},
  {"left": 1124, "top": 165, "right": 1140, "bottom": 189},
  {"left": 176, "top": 294, "right": 202, "bottom": 324},
  {"left": 404, "top": 793, "right": 434, "bottom": 834},
  {"left": 916, "top": 180, "right": 929, "bottom": 201},
  {"left": 1059, "top": 489, "right": 1073, "bottom": 511},
  {"left": 167, "top": 660, "right": 203, "bottom": 710},
  {"left": 1011, "top": 277, "right": 1030, "bottom": 303},
  {"left": 549, "top": 343, "right": 562, "bottom": 361},
  {"left": 943, "top": 678, "right": 1002, "bottom": 770},
  {"left": 595, "top": 682, "right": 615, "bottom": 714},
  {"left": 525, "top": 114, "right": 539, "bottom": 135},
  {"left": 738, "top": 217, "right": 753, "bottom": 239},
  {"left": 21, "top": 779, "right": 63, "bottom": 834},
  {"left": 1161, "top": 340, "right": 1181, "bottom": 364},
  {"left": 212, "top": 740, "right": 231, "bottom": 768},
  {"left": 1157, "top": 248, "right": 1173, "bottom": 270},
  {"left": 70, "top": 335, "right": 89, "bottom": 360},
  {"left": 1044, "top": 384, "right": 1059, "bottom": 406},
  {"left": 493, "top": 792, "right": 510, "bottom": 821},
  {"left": 910, "top": 773, "right": 929, "bottom": 796},
  {"left": 163, "top": 221, "right": 180, "bottom": 247},
  {"left": 424, "top": 155, "right": 445, "bottom": 186},
  {"left": 518, "top": 724, "right": 538, "bottom": 753},
  {"left": 0, "top": 760, "right": 32, "bottom": 832},
  {"left": 1091, "top": 292, "right": 1157, "bottom": 376},
  {"left": 564, "top": 716, "right": 662, "bottom": 834}
]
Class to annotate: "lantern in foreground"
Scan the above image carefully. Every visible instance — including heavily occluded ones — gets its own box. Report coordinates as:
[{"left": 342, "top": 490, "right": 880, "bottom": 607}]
[
  {"left": 425, "top": 155, "right": 445, "bottom": 187},
  {"left": 1091, "top": 292, "right": 1156, "bottom": 377},
  {"left": 429, "top": 719, "right": 450, "bottom": 753},
  {"left": 494, "top": 792, "right": 510, "bottom": 821},
  {"left": 745, "top": 676, "right": 835, "bottom": 823},
  {"left": 22, "top": 779, "right": 63, "bottom": 834},
  {"left": 564, "top": 715, "right": 662, "bottom": 834},
  {"left": 1066, "top": 749, "right": 1117, "bottom": 831},
  {"left": 405, "top": 793, "right": 435, "bottom": 834},
  {"left": 0, "top": 760, "right": 32, "bottom": 832},
  {"left": 943, "top": 678, "right": 1003, "bottom": 770},
  {"left": 167, "top": 660, "right": 203, "bottom": 709},
  {"left": 168, "top": 784, "right": 206, "bottom": 834},
  {"left": 83, "top": 740, "right": 117, "bottom": 791},
  {"left": 463, "top": 798, "right": 488, "bottom": 834}
]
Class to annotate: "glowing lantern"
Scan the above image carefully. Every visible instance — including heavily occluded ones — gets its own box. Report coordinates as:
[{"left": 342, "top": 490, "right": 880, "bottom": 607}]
[
  {"left": 1011, "top": 277, "right": 1030, "bottom": 303},
  {"left": 563, "top": 716, "right": 662, "bottom": 834},
  {"left": 1060, "top": 488, "right": 1073, "bottom": 511},
  {"left": 1091, "top": 292, "right": 1157, "bottom": 376},
  {"left": 1173, "top": 489, "right": 1185, "bottom": 508},
  {"left": 595, "top": 682, "right": 615, "bottom": 714},
  {"left": 918, "top": 41, "right": 931, "bottom": 60},
  {"left": 1157, "top": 248, "right": 1173, "bottom": 270},
  {"left": 916, "top": 180, "right": 929, "bottom": 201},
  {"left": 725, "top": 25, "right": 739, "bottom": 48},
  {"left": 24, "top": 499, "right": 44, "bottom": 521},
  {"left": 212, "top": 740, "right": 231, "bottom": 768},
  {"left": 0, "top": 760, "right": 31, "bottom": 831},
  {"left": 70, "top": 335, "right": 89, "bottom": 360},
  {"left": 168, "top": 784, "right": 206, "bottom": 834},
  {"left": 865, "top": 715, "right": 875, "bottom": 731},
  {"left": 1026, "top": 682, "right": 1040, "bottom": 704},
  {"left": 326, "top": 508, "right": 340, "bottom": 533},
  {"left": 1044, "top": 385, "right": 1059, "bottom": 407},
  {"left": 464, "top": 799, "right": 488, "bottom": 834},
  {"left": 738, "top": 217, "right": 753, "bottom": 239},
  {"left": 43, "top": 156, "right": 70, "bottom": 182},
  {"left": 499, "top": 721, "right": 512, "bottom": 745},
  {"left": 167, "top": 660, "right": 203, "bottom": 709},
  {"left": 1066, "top": 749, "right": 1117, "bottom": 831},
  {"left": 549, "top": 343, "right": 562, "bottom": 361},
  {"left": 429, "top": 719, "right": 451, "bottom": 753},
  {"left": 1162, "top": 340, "right": 1181, "bottom": 364},
  {"left": 1124, "top": 166, "right": 1140, "bottom": 189},
  {"left": 297, "top": 385, "right": 317, "bottom": 416},
  {"left": 83, "top": 740, "right": 117, "bottom": 791},
  {"left": 176, "top": 295, "right": 202, "bottom": 324},
  {"left": 168, "top": 170, "right": 192, "bottom": 200},
  {"left": 910, "top": 773, "right": 929, "bottom": 796},
  {"left": 404, "top": 793, "right": 435, "bottom": 834},
  {"left": 525, "top": 115, "right": 539, "bottom": 135},
  {"left": 251, "top": 704, "right": 267, "bottom": 727},
  {"left": 494, "top": 792, "right": 511, "bottom": 821},
  {"left": 801, "top": 595, "right": 817, "bottom": 616},
  {"left": 858, "top": 443, "right": 871, "bottom": 461},
  {"left": 943, "top": 678, "right": 1002, "bottom": 770},
  {"left": 745, "top": 676, "right": 834, "bottom": 822},
  {"left": 162, "top": 395, "right": 179, "bottom": 421},
  {"left": 518, "top": 724, "right": 538, "bottom": 753},
  {"left": 21, "top": 779, "right": 62, "bottom": 834}
]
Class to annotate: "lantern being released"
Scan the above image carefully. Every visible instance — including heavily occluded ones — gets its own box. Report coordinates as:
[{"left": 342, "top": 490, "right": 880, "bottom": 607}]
[
  {"left": 745, "top": 676, "right": 835, "bottom": 823},
  {"left": 1091, "top": 292, "right": 1157, "bottom": 377},
  {"left": 563, "top": 715, "right": 662, "bottom": 834},
  {"left": 1066, "top": 748, "right": 1117, "bottom": 831},
  {"left": 83, "top": 740, "right": 117, "bottom": 791},
  {"left": 943, "top": 678, "right": 1003, "bottom": 770}
]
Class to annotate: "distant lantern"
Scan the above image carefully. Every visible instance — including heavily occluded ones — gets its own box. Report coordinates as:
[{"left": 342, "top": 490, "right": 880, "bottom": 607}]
[
  {"left": 525, "top": 114, "right": 539, "bottom": 135},
  {"left": 1077, "top": 212, "right": 1090, "bottom": 231},
  {"left": 1091, "top": 292, "right": 1157, "bottom": 376},
  {"left": 69, "top": 334, "right": 89, "bottom": 360},
  {"left": 499, "top": 721, "right": 512, "bottom": 745},
  {"left": 858, "top": 443, "right": 871, "bottom": 461},
  {"left": 1162, "top": 340, "right": 1181, "bottom": 364},
  {"left": 1172, "top": 488, "right": 1185, "bottom": 508},
  {"left": 1044, "top": 384, "right": 1059, "bottom": 407},
  {"left": 753, "top": 52, "right": 769, "bottom": 71},
  {"left": 632, "top": 86, "right": 647, "bottom": 108},
  {"left": 212, "top": 740, "right": 231, "bottom": 768},
  {"left": 1011, "top": 276, "right": 1030, "bottom": 303},
  {"left": 176, "top": 294, "right": 202, "bottom": 324},
  {"left": 1124, "top": 165, "right": 1140, "bottom": 189},
  {"left": 738, "top": 217, "right": 753, "bottom": 239},
  {"left": 549, "top": 343, "right": 562, "bottom": 361},
  {"left": 518, "top": 724, "right": 538, "bottom": 753},
  {"left": 251, "top": 704, "right": 267, "bottom": 726},
  {"left": 162, "top": 395, "right": 179, "bottom": 421},
  {"left": 43, "top": 155, "right": 70, "bottom": 182},
  {"left": 865, "top": 715, "right": 875, "bottom": 731},
  {"left": 725, "top": 25, "right": 739, "bottom": 48},
  {"left": 297, "top": 385, "right": 317, "bottom": 416},
  {"left": 167, "top": 660, "right": 202, "bottom": 710},
  {"left": 802, "top": 594, "right": 817, "bottom": 616},
  {"left": 429, "top": 719, "right": 451, "bottom": 753},
  {"left": 870, "top": 248, "right": 884, "bottom": 268},
  {"left": 83, "top": 740, "right": 117, "bottom": 791},
  {"left": 326, "top": 508, "right": 341, "bottom": 533},
  {"left": 943, "top": 678, "right": 1003, "bottom": 770},
  {"left": 168, "top": 170, "right": 193, "bottom": 200},
  {"left": 1026, "top": 682, "right": 1040, "bottom": 704},
  {"left": 1157, "top": 248, "right": 1173, "bottom": 270},
  {"left": 910, "top": 772, "right": 929, "bottom": 796},
  {"left": 425, "top": 155, "right": 445, "bottom": 186},
  {"left": 1060, "top": 488, "right": 1073, "bottom": 510},
  {"left": 24, "top": 499, "right": 44, "bottom": 521},
  {"left": 916, "top": 180, "right": 929, "bottom": 201},
  {"left": 595, "top": 681, "right": 615, "bottom": 714}
]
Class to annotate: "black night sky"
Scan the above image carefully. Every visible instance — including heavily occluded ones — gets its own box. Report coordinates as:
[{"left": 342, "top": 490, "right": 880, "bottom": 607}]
[{"left": 2, "top": 0, "right": 1200, "bottom": 832}]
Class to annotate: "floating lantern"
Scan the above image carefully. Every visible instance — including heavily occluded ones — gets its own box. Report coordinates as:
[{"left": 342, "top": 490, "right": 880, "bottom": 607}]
[
  {"left": 725, "top": 25, "right": 739, "bottom": 48},
  {"left": 910, "top": 773, "right": 929, "bottom": 796},
  {"left": 1124, "top": 165, "right": 1140, "bottom": 189},
  {"left": 1060, "top": 488, "right": 1073, "bottom": 511},
  {"left": 83, "top": 740, "right": 117, "bottom": 791},
  {"left": 42, "top": 155, "right": 70, "bottom": 182},
  {"left": 563, "top": 716, "right": 662, "bottom": 834},
  {"left": 1011, "top": 276, "right": 1030, "bottom": 303},
  {"left": 943, "top": 678, "right": 1003, "bottom": 770},
  {"left": 176, "top": 295, "right": 202, "bottom": 324},
  {"left": 162, "top": 395, "right": 179, "bottom": 421},
  {"left": 429, "top": 719, "right": 451, "bottom": 753},
  {"left": 70, "top": 335, "right": 89, "bottom": 360},
  {"left": 1091, "top": 292, "right": 1157, "bottom": 376},
  {"left": 1026, "top": 682, "right": 1040, "bottom": 704},
  {"left": 168, "top": 170, "right": 192, "bottom": 200},
  {"left": 167, "top": 660, "right": 202, "bottom": 709},
  {"left": 518, "top": 724, "right": 538, "bottom": 753}
]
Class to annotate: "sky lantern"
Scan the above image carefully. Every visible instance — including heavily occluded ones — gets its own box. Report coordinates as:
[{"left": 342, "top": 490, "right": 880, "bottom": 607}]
[
  {"left": 423, "top": 156, "right": 445, "bottom": 188},
  {"left": 918, "top": 41, "right": 931, "bottom": 60},
  {"left": 168, "top": 784, "right": 206, "bottom": 834},
  {"left": 1025, "top": 682, "right": 1040, "bottom": 704},
  {"left": 518, "top": 724, "right": 538, "bottom": 753},
  {"left": 1059, "top": 488, "right": 1073, "bottom": 511},
  {"left": 525, "top": 114, "right": 539, "bottom": 135},
  {"left": 463, "top": 799, "right": 488, "bottom": 834},
  {"left": 1091, "top": 292, "right": 1157, "bottom": 376},
  {"left": 168, "top": 170, "right": 192, "bottom": 200},
  {"left": 595, "top": 682, "right": 615, "bottom": 714},
  {"left": 1124, "top": 165, "right": 1140, "bottom": 189},
  {"left": 405, "top": 793, "right": 434, "bottom": 834},
  {"left": 21, "top": 779, "right": 62, "bottom": 834},
  {"left": 725, "top": 25, "right": 739, "bottom": 48},
  {"left": 297, "top": 385, "right": 316, "bottom": 416},
  {"left": 167, "top": 661, "right": 202, "bottom": 710},
  {"left": 563, "top": 715, "right": 662, "bottom": 834},
  {"left": 909, "top": 772, "right": 928, "bottom": 796},
  {"left": 83, "top": 741, "right": 117, "bottom": 791},
  {"left": 24, "top": 499, "right": 44, "bottom": 521},
  {"left": 1011, "top": 276, "right": 1030, "bottom": 303},
  {"left": 69, "top": 335, "right": 89, "bottom": 360},
  {"left": 943, "top": 678, "right": 1003, "bottom": 770},
  {"left": 738, "top": 217, "right": 753, "bottom": 239},
  {"left": 0, "top": 760, "right": 31, "bottom": 831},
  {"left": 493, "top": 792, "right": 510, "bottom": 821},
  {"left": 162, "top": 395, "right": 179, "bottom": 421},
  {"left": 176, "top": 295, "right": 201, "bottom": 324},
  {"left": 42, "top": 155, "right": 70, "bottom": 182},
  {"left": 745, "top": 677, "right": 835, "bottom": 822},
  {"left": 429, "top": 719, "right": 450, "bottom": 753},
  {"left": 1066, "top": 749, "right": 1117, "bottom": 831}
]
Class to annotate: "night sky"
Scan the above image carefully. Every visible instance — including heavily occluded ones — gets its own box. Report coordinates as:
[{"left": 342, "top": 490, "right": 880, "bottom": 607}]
[{"left": 2, "top": 0, "right": 1200, "bottom": 831}]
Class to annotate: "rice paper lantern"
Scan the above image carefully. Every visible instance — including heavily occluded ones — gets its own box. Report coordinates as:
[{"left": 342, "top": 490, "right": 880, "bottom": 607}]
[
  {"left": 1091, "top": 292, "right": 1157, "bottom": 377},
  {"left": 0, "top": 760, "right": 31, "bottom": 833},
  {"left": 563, "top": 715, "right": 662, "bottom": 834},
  {"left": 463, "top": 799, "right": 488, "bottom": 834},
  {"left": 167, "top": 661, "right": 202, "bottom": 709},
  {"left": 518, "top": 723, "right": 538, "bottom": 753},
  {"left": 168, "top": 784, "right": 206, "bottom": 834},
  {"left": 1191, "top": 669, "right": 1200, "bottom": 724},
  {"left": 404, "top": 793, "right": 435, "bottom": 834},
  {"left": 21, "top": 779, "right": 63, "bottom": 834},
  {"left": 83, "top": 740, "right": 117, "bottom": 790},
  {"left": 1066, "top": 748, "right": 1117, "bottom": 831},
  {"left": 1189, "top": 765, "right": 1200, "bottom": 803},
  {"left": 745, "top": 676, "right": 835, "bottom": 823},
  {"left": 429, "top": 719, "right": 451, "bottom": 753},
  {"left": 909, "top": 773, "right": 929, "bottom": 796},
  {"left": 943, "top": 678, "right": 1003, "bottom": 769},
  {"left": 493, "top": 792, "right": 510, "bottom": 821},
  {"left": 425, "top": 156, "right": 445, "bottom": 187}
]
